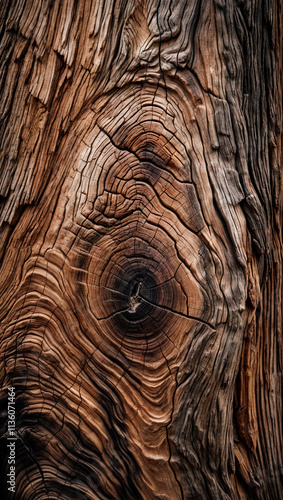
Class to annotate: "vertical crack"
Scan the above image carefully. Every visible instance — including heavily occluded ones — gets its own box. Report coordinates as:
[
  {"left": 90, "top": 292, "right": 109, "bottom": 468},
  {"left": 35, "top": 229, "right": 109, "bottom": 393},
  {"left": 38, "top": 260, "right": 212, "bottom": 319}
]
[{"left": 128, "top": 281, "right": 142, "bottom": 313}]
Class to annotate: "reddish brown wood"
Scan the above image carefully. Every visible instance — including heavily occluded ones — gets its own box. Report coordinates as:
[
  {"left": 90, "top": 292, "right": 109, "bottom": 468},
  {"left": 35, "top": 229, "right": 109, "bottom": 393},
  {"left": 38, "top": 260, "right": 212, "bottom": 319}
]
[{"left": 0, "top": 1, "right": 282, "bottom": 499}]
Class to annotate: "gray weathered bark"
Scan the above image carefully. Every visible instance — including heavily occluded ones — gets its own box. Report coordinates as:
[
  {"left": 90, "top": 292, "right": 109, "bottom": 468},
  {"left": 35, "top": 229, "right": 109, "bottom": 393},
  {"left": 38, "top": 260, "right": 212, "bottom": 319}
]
[{"left": 0, "top": 1, "right": 282, "bottom": 499}]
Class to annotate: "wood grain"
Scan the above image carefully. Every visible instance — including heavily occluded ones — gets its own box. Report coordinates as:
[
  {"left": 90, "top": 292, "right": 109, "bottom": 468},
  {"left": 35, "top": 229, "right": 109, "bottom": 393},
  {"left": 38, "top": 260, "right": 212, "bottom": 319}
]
[{"left": 0, "top": 1, "right": 282, "bottom": 499}]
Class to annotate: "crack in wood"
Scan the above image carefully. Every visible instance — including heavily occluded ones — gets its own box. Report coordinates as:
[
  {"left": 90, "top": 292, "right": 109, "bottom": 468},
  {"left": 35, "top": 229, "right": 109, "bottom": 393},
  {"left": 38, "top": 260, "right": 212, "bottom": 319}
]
[{"left": 128, "top": 281, "right": 142, "bottom": 313}]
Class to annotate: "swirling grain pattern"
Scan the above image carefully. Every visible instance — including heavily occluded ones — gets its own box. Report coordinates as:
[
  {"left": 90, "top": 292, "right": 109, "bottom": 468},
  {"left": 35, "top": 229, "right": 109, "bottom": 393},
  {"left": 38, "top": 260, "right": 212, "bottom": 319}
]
[{"left": 0, "top": 1, "right": 282, "bottom": 499}]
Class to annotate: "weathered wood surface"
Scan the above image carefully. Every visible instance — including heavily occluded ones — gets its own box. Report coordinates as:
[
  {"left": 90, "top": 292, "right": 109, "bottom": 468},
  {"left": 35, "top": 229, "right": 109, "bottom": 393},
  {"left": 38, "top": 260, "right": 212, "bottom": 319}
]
[{"left": 0, "top": 1, "right": 282, "bottom": 499}]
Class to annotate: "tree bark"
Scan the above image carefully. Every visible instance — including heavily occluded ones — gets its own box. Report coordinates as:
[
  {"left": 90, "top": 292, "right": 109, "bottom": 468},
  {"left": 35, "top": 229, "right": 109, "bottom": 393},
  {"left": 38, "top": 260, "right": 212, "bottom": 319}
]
[{"left": 0, "top": 1, "right": 282, "bottom": 499}]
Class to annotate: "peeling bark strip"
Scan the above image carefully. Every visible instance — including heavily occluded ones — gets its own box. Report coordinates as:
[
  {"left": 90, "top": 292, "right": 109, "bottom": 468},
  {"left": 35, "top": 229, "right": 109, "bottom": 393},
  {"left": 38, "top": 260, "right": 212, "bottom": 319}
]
[{"left": 0, "top": 1, "right": 282, "bottom": 499}]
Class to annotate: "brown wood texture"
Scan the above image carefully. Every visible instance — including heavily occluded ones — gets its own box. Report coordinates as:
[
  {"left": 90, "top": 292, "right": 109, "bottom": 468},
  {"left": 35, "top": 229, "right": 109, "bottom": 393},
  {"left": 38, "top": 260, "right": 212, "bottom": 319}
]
[{"left": 0, "top": 1, "right": 282, "bottom": 499}]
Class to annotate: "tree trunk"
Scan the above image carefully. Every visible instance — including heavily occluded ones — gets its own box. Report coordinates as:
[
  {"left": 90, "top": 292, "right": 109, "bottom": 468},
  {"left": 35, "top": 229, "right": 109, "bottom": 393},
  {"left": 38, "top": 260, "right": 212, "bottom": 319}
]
[{"left": 0, "top": 1, "right": 282, "bottom": 499}]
